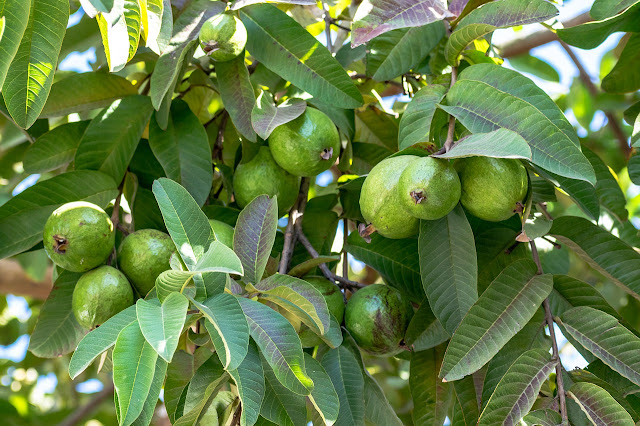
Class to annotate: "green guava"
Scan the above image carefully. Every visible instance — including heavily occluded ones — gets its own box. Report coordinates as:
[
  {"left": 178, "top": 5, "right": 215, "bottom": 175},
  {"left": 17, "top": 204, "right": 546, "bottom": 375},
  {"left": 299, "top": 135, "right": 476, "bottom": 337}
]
[
  {"left": 43, "top": 201, "right": 115, "bottom": 272},
  {"left": 209, "top": 219, "right": 234, "bottom": 248},
  {"left": 344, "top": 284, "right": 413, "bottom": 356},
  {"left": 359, "top": 156, "right": 420, "bottom": 239},
  {"left": 299, "top": 276, "right": 345, "bottom": 347},
  {"left": 455, "top": 156, "right": 528, "bottom": 222},
  {"left": 117, "top": 229, "right": 175, "bottom": 296},
  {"left": 268, "top": 108, "right": 341, "bottom": 177},
  {"left": 233, "top": 146, "right": 300, "bottom": 217},
  {"left": 198, "top": 13, "right": 247, "bottom": 62},
  {"left": 397, "top": 157, "right": 461, "bottom": 220},
  {"left": 72, "top": 265, "right": 134, "bottom": 330}
]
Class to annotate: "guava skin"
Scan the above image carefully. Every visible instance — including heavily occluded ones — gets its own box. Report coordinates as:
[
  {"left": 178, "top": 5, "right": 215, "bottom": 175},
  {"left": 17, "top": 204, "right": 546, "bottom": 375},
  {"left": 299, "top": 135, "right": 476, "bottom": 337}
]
[
  {"left": 43, "top": 201, "right": 115, "bottom": 272},
  {"left": 359, "top": 156, "right": 420, "bottom": 239},
  {"left": 117, "top": 229, "right": 175, "bottom": 296},
  {"left": 455, "top": 156, "right": 528, "bottom": 222},
  {"left": 268, "top": 108, "right": 341, "bottom": 177},
  {"left": 398, "top": 157, "right": 461, "bottom": 220},
  {"left": 299, "top": 276, "right": 346, "bottom": 347},
  {"left": 233, "top": 146, "right": 300, "bottom": 217},
  {"left": 72, "top": 266, "right": 134, "bottom": 330},
  {"left": 209, "top": 219, "right": 234, "bottom": 248},
  {"left": 198, "top": 14, "right": 247, "bottom": 62},
  {"left": 344, "top": 284, "right": 413, "bottom": 356}
]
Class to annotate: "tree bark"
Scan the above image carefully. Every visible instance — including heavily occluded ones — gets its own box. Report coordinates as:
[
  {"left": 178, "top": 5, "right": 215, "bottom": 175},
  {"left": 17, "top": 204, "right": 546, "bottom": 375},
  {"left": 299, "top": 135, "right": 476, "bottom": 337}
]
[{"left": 0, "top": 259, "right": 53, "bottom": 300}]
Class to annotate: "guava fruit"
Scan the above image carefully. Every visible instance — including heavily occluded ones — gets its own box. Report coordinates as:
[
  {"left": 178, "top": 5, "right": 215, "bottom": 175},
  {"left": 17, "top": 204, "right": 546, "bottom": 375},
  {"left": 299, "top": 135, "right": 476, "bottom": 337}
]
[
  {"left": 209, "top": 219, "right": 234, "bottom": 248},
  {"left": 299, "top": 276, "right": 345, "bottom": 347},
  {"left": 117, "top": 229, "right": 175, "bottom": 296},
  {"left": 455, "top": 156, "right": 528, "bottom": 222},
  {"left": 198, "top": 13, "right": 247, "bottom": 62},
  {"left": 359, "top": 156, "right": 420, "bottom": 239},
  {"left": 233, "top": 146, "right": 300, "bottom": 217},
  {"left": 43, "top": 201, "right": 115, "bottom": 272},
  {"left": 344, "top": 284, "right": 413, "bottom": 356},
  {"left": 268, "top": 108, "right": 340, "bottom": 177},
  {"left": 398, "top": 157, "right": 461, "bottom": 220},
  {"left": 72, "top": 265, "right": 134, "bottom": 330}
]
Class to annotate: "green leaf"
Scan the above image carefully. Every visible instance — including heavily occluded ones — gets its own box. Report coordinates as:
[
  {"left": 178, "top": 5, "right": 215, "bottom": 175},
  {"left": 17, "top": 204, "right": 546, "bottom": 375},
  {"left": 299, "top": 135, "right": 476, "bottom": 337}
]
[
  {"left": 251, "top": 92, "right": 306, "bottom": 140},
  {"left": 410, "top": 345, "right": 452, "bottom": 426},
  {"left": 155, "top": 270, "right": 196, "bottom": 302},
  {"left": 191, "top": 293, "right": 249, "bottom": 371},
  {"left": 440, "top": 259, "right": 552, "bottom": 381},
  {"left": 231, "top": 0, "right": 316, "bottom": 9},
  {"left": 233, "top": 194, "right": 278, "bottom": 284},
  {"left": 321, "top": 345, "right": 365, "bottom": 426},
  {"left": 629, "top": 154, "right": 640, "bottom": 186},
  {"left": 136, "top": 293, "right": 188, "bottom": 362},
  {"left": 568, "top": 382, "right": 635, "bottom": 425},
  {"left": 75, "top": 95, "right": 154, "bottom": 183},
  {"left": 478, "top": 349, "right": 555, "bottom": 425},
  {"left": 255, "top": 274, "right": 330, "bottom": 335},
  {"left": 550, "top": 216, "right": 640, "bottom": 299},
  {"left": 351, "top": 0, "right": 451, "bottom": 46},
  {"left": 602, "top": 33, "right": 640, "bottom": 93},
  {"left": 176, "top": 355, "right": 228, "bottom": 426},
  {"left": 434, "top": 128, "right": 532, "bottom": 160},
  {"left": 113, "top": 321, "right": 159, "bottom": 426},
  {"left": 40, "top": 72, "right": 138, "bottom": 118},
  {"left": 196, "top": 240, "right": 244, "bottom": 275},
  {"left": 0, "top": 0, "right": 30, "bottom": 88},
  {"left": 355, "top": 106, "right": 398, "bottom": 150},
  {"left": 404, "top": 302, "right": 449, "bottom": 351},
  {"left": 591, "top": 0, "right": 639, "bottom": 20},
  {"left": 238, "top": 297, "right": 313, "bottom": 395},
  {"left": 131, "top": 357, "right": 167, "bottom": 426},
  {"left": 363, "top": 374, "right": 403, "bottom": 426},
  {"left": 440, "top": 63, "right": 596, "bottom": 184},
  {"left": 148, "top": 99, "right": 213, "bottom": 206},
  {"left": 217, "top": 54, "right": 257, "bottom": 142},
  {"left": 451, "top": 375, "right": 480, "bottom": 426},
  {"left": 419, "top": 205, "right": 478, "bottom": 334},
  {"left": 508, "top": 54, "right": 560, "bottom": 83},
  {"left": 68, "top": 305, "right": 137, "bottom": 379},
  {"left": 229, "top": 342, "right": 264, "bottom": 426},
  {"left": 260, "top": 357, "right": 307, "bottom": 426},
  {"left": 79, "top": 0, "right": 116, "bottom": 16},
  {"left": 164, "top": 350, "right": 200, "bottom": 422},
  {"left": 240, "top": 4, "right": 363, "bottom": 109},
  {"left": 536, "top": 168, "right": 600, "bottom": 220},
  {"left": 583, "top": 146, "right": 628, "bottom": 222},
  {"left": 366, "top": 22, "right": 445, "bottom": 81},
  {"left": 0, "top": 170, "right": 117, "bottom": 259},
  {"left": 398, "top": 84, "right": 447, "bottom": 150},
  {"left": 2, "top": 0, "right": 68, "bottom": 128},
  {"left": 97, "top": 0, "right": 141, "bottom": 72},
  {"left": 152, "top": 178, "right": 214, "bottom": 270},
  {"left": 520, "top": 409, "right": 563, "bottom": 426},
  {"left": 558, "top": 306, "right": 640, "bottom": 388},
  {"left": 287, "top": 255, "right": 340, "bottom": 278},
  {"left": 23, "top": 121, "right": 89, "bottom": 174},
  {"left": 28, "top": 270, "right": 85, "bottom": 358},
  {"left": 550, "top": 275, "right": 622, "bottom": 320},
  {"left": 445, "top": 0, "right": 558, "bottom": 65},
  {"left": 305, "top": 353, "right": 340, "bottom": 426}
]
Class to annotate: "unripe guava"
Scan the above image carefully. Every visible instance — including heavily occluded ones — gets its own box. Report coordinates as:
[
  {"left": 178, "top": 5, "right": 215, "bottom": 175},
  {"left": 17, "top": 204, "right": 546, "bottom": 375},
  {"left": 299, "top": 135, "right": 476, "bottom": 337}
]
[
  {"left": 198, "top": 13, "right": 247, "bottom": 62},
  {"left": 398, "top": 157, "right": 461, "bottom": 220},
  {"left": 268, "top": 108, "right": 340, "bottom": 177},
  {"left": 72, "top": 266, "right": 134, "bottom": 330},
  {"left": 344, "top": 284, "right": 413, "bottom": 356},
  {"left": 209, "top": 219, "right": 234, "bottom": 248},
  {"left": 233, "top": 146, "right": 300, "bottom": 217},
  {"left": 359, "top": 156, "right": 420, "bottom": 239},
  {"left": 43, "top": 201, "right": 115, "bottom": 272},
  {"left": 117, "top": 229, "right": 175, "bottom": 296},
  {"left": 299, "top": 276, "right": 345, "bottom": 348},
  {"left": 455, "top": 156, "right": 528, "bottom": 222}
]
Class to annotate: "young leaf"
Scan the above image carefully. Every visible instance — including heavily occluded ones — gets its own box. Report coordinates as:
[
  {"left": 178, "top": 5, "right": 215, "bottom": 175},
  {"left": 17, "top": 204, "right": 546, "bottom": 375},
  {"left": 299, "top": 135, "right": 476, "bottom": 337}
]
[
  {"left": 410, "top": 345, "right": 451, "bottom": 426},
  {"left": 2, "top": 0, "right": 68, "bottom": 128},
  {"left": 131, "top": 357, "right": 167, "bottom": 426},
  {"left": 0, "top": 170, "right": 117, "bottom": 259},
  {"left": 75, "top": 96, "right": 154, "bottom": 183},
  {"left": 228, "top": 342, "right": 264, "bottom": 426},
  {"left": 260, "top": 357, "right": 307, "bottom": 426},
  {"left": 305, "top": 353, "right": 340, "bottom": 426},
  {"left": 238, "top": 297, "right": 313, "bottom": 395},
  {"left": 233, "top": 194, "right": 278, "bottom": 284},
  {"left": 0, "top": 0, "right": 30, "bottom": 88},
  {"left": 251, "top": 92, "right": 306, "bottom": 140},
  {"left": 433, "top": 128, "right": 533, "bottom": 160},
  {"left": 568, "top": 381, "right": 635, "bottom": 425},
  {"left": 398, "top": 84, "right": 447, "bottom": 150},
  {"left": 23, "top": 121, "right": 89, "bottom": 174},
  {"left": 28, "top": 270, "right": 86, "bottom": 358},
  {"left": 419, "top": 204, "right": 478, "bottom": 334},
  {"left": 321, "top": 345, "right": 366, "bottom": 426},
  {"left": 217, "top": 54, "right": 257, "bottom": 142},
  {"left": 155, "top": 270, "right": 196, "bottom": 302},
  {"left": 239, "top": 4, "right": 363, "bottom": 109},
  {"left": 68, "top": 305, "right": 138, "bottom": 379},
  {"left": 195, "top": 240, "right": 244, "bottom": 276},
  {"left": 404, "top": 302, "right": 450, "bottom": 351},
  {"left": 136, "top": 293, "right": 188, "bottom": 362},
  {"left": 440, "top": 259, "right": 552, "bottom": 381},
  {"left": 175, "top": 355, "right": 228, "bottom": 426},
  {"left": 351, "top": 0, "right": 452, "bottom": 47},
  {"left": 477, "top": 349, "right": 555, "bottom": 425},
  {"left": 440, "top": 63, "right": 596, "bottom": 184},
  {"left": 148, "top": 99, "right": 213, "bottom": 207},
  {"left": 97, "top": 0, "right": 141, "bottom": 72},
  {"left": 113, "top": 321, "right": 159, "bottom": 426}
]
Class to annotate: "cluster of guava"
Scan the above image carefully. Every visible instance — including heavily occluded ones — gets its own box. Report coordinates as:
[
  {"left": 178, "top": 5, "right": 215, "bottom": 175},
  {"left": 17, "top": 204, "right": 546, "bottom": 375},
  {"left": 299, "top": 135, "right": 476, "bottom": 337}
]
[{"left": 360, "top": 155, "right": 529, "bottom": 239}]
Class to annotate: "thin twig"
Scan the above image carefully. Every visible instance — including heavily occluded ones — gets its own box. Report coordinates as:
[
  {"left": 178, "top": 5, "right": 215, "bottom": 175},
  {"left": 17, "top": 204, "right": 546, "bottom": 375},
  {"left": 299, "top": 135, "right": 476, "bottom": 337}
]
[
  {"left": 322, "top": 1, "right": 333, "bottom": 53},
  {"left": 444, "top": 66, "right": 458, "bottom": 152},
  {"left": 279, "top": 178, "right": 310, "bottom": 274},
  {"left": 342, "top": 219, "right": 349, "bottom": 280},
  {"left": 330, "top": 21, "right": 351, "bottom": 32},
  {"left": 230, "top": 404, "right": 242, "bottom": 426},
  {"left": 537, "top": 202, "right": 554, "bottom": 221},
  {"left": 110, "top": 181, "right": 124, "bottom": 228},
  {"left": 59, "top": 382, "right": 115, "bottom": 426},
  {"left": 212, "top": 112, "right": 228, "bottom": 162}
]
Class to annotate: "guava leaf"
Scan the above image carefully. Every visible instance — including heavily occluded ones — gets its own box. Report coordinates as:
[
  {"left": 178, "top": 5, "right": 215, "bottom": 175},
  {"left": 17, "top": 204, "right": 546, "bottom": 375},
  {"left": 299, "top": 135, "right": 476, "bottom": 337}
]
[
  {"left": 140, "top": 0, "right": 165, "bottom": 54},
  {"left": 0, "top": 0, "right": 30, "bottom": 89},
  {"left": 321, "top": 345, "right": 366, "bottom": 426},
  {"left": 136, "top": 293, "right": 188, "bottom": 363},
  {"left": 520, "top": 410, "right": 563, "bottom": 426},
  {"left": 195, "top": 240, "right": 244, "bottom": 276},
  {"left": 175, "top": 355, "right": 228, "bottom": 426},
  {"left": 131, "top": 357, "right": 168, "bottom": 426},
  {"left": 535, "top": 167, "right": 600, "bottom": 220},
  {"left": 433, "top": 129, "right": 532, "bottom": 160},
  {"left": 230, "top": 0, "right": 316, "bottom": 9},
  {"left": 217, "top": 54, "right": 257, "bottom": 142},
  {"left": 398, "top": 84, "right": 447, "bottom": 150},
  {"left": 568, "top": 382, "right": 635, "bottom": 425},
  {"left": 287, "top": 255, "right": 340, "bottom": 278},
  {"left": 404, "top": 302, "right": 449, "bottom": 351},
  {"left": 410, "top": 345, "right": 451, "bottom": 426},
  {"left": 602, "top": 33, "right": 640, "bottom": 93},
  {"left": 305, "top": 353, "right": 340, "bottom": 426},
  {"left": 97, "top": 0, "right": 141, "bottom": 72},
  {"left": 451, "top": 376, "right": 480, "bottom": 425},
  {"left": 251, "top": 92, "right": 306, "bottom": 140},
  {"left": 355, "top": 106, "right": 398, "bottom": 150},
  {"left": 79, "top": 0, "right": 116, "bottom": 17},
  {"left": 23, "top": 121, "right": 89, "bottom": 174},
  {"left": 591, "top": 0, "right": 638, "bottom": 20},
  {"left": 583, "top": 146, "right": 628, "bottom": 222},
  {"left": 260, "top": 358, "right": 307, "bottom": 425},
  {"left": 363, "top": 374, "right": 403, "bottom": 426},
  {"left": 228, "top": 341, "right": 264, "bottom": 426},
  {"left": 508, "top": 54, "right": 560, "bottom": 83},
  {"left": 164, "top": 350, "right": 199, "bottom": 422}
]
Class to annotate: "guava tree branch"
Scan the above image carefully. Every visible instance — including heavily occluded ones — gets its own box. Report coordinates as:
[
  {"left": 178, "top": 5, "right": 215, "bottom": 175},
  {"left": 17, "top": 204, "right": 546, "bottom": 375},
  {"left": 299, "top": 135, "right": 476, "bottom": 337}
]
[
  {"left": 279, "top": 178, "right": 310, "bottom": 274},
  {"left": 443, "top": 66, "right": 458, "bottom": 152},
  {"left": 0, "top": 259, "right": 53, "bottom": 300},
  {"left": 59, "top": 381, "right": 115, "bottom": 426}
]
